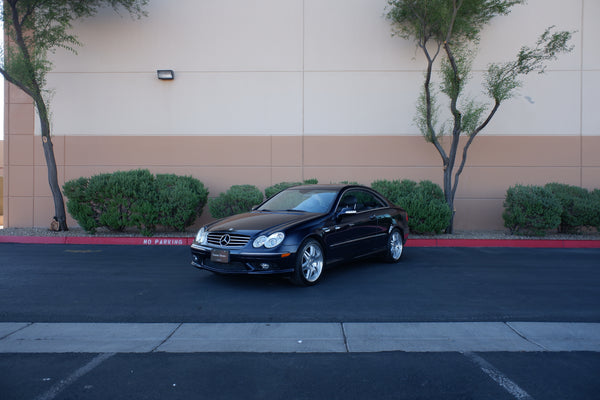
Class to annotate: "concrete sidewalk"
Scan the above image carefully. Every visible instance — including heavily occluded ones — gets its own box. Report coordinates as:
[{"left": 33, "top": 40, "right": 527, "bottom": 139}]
[{"left": 1, "top": 322, "right": 599, "bottom": 353}]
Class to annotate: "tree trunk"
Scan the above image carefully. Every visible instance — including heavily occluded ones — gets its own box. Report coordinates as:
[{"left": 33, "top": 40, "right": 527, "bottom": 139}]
[
  {"left": 41, "top": 136, "right": 68, "bottom": 231},
  {"left": 443, "top": 167, "right": 455, "bottom": 234},
  {"left": 37, "top": 98, "right": 68, "bottom": 231}
]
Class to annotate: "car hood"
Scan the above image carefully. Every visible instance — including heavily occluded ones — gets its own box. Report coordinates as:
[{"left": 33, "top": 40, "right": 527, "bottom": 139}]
[{"left": 207, "top": 211, "right": 322, "bottom": 234}]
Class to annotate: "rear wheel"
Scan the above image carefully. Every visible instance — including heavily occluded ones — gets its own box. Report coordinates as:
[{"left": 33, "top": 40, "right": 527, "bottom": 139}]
[
  {"left": 384, "top": 229, "right": 404, "bottom": 263},
  {"left": 291, "top": 239, "right": 324, "bottom": 286}
]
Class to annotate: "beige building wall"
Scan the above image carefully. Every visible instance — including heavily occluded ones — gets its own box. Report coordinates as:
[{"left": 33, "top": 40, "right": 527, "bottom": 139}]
[{"left": 3, "top": 0, "right": 599, "bottom": 231}]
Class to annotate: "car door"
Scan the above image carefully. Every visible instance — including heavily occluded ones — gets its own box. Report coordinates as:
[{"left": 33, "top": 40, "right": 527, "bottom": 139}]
[
  {"left": 350, "top": 189, "right": 390, "bottom": 255},
  {"left": 322, "top": 189, "right": 388, "bottom": 263}
]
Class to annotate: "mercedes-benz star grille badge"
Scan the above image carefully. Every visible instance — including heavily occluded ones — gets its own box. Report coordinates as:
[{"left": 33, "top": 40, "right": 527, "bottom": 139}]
[{"left": 219, "top": 234, "right": 231, "bottom": 246}]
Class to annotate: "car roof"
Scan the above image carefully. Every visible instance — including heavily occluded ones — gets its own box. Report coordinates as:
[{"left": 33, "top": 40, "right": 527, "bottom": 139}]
[{"left": 287, "top": 184, "right": 370, "bottom": 191}]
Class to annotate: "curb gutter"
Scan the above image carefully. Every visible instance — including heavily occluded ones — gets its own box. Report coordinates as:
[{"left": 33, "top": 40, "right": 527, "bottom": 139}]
[{"left": 1, "top": 235, "right": 599, "bottom": 248}]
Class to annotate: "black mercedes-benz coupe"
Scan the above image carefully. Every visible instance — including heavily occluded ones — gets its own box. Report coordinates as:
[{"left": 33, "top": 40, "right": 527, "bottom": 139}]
[{"left": 191, "top": 184, "right": 408, "bottom": 285}]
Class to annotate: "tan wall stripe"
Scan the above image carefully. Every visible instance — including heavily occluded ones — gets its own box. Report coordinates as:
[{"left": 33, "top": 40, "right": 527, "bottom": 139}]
[{"left": 4, "top": 129, "right": 599, "bottom": 230}]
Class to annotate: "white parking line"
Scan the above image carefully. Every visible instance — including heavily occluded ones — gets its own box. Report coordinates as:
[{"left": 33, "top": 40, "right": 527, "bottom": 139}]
[
  {"left": 463, "top": 352, "right": 533, "bottom": 400},
  {"left": 35, "top": 352, "right": 115, "bottom": 400}
]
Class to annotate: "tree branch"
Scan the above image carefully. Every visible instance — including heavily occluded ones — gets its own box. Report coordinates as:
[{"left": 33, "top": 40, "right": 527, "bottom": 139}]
[
  {"left": 8, "top": 2, "right": 34, "bottom": 70},
  {"left": 451, "top": 99, "right": 501, "bottom": 197},
  {"left": 444, "top": 0, "right": 463, "bottom": 44},
  {"left": 421, "top": 43, "right": 447, "bottom": 166},
  {"left": 0, "top": 67, "right": 36, "bottom": 99},
  {"left": 19, "top": 1, "right": 38, "bottom": 27}
]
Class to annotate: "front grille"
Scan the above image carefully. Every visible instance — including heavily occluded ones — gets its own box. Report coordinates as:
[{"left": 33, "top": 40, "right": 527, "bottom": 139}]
[{"left": 207, "top": 232, "right": 250, "bottom": 248}]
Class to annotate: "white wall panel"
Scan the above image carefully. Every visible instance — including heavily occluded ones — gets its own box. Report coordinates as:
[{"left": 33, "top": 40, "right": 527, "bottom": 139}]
[
  {"left": 475, "top": 0, "right": 581, "bottom": 71},
  {"left": 304, "top": 71, "right": 422, "bottom": 135},
  {"left": 42, "top": 0, "right": 591, "bottom": 139},
  {"left": 50, "top": 0, "right": 303, "bottom": 72},
  {"left": 583, "top": 0, "right": 600, "bottom": 69},
  {"left": 304, "top": 0, "right": 419, "bottom": 71},
  {"left": 45, "top": 72, "right": 302, "bottom": 136},
  {"left": 484, "top": 71, "right": 581, "bottom": 135}
]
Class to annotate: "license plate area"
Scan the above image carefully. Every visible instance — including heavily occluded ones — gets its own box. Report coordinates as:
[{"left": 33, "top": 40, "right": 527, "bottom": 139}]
[{"left": 210, "top": 249, "right": 230, "bottom": 264}]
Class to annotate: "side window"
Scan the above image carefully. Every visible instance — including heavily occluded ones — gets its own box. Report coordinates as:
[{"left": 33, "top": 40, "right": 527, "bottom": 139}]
[{"left": 337, "top": 190, "right": 385, "bottom": 212}]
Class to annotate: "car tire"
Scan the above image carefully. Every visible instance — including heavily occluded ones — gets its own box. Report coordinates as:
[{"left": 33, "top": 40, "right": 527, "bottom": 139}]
[
  {"left": 384, "top": 228, "right": 404, "bottom": 263},
  {"left": 291, "top": 239, "right": 324, "bottom": 286}
]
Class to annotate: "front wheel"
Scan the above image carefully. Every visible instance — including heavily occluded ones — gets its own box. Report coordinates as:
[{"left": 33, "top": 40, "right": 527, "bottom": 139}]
[
  {"left": 291, "top": 239, "right": 324, "bottom": 286},
  {"left": 384, "top": 229, "right": 404, "bottom": 263}
]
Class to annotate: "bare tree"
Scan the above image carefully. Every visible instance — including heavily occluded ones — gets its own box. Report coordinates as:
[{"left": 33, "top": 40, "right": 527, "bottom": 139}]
[
  {"left": 386, "top": 0, "right": 573, "bottom": 233},
  {"left": 1, "top": 0, "right": 147, "bottom": 230}
]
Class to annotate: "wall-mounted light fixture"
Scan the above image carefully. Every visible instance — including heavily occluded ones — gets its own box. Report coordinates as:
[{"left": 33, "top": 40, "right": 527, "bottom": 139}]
[{"left": 157, "top": 70, "right": 175, "bottom": 80}]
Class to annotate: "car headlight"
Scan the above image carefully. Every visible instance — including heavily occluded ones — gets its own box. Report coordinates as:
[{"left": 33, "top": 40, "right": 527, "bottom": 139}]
[
  {"left": 253, "top": 235, "right": 267, "bottom": 248},
  {"left": 253, "top": 232, "right": 285, "bottom": 249},
  {"left": 195, "top": 227, "right": 208, "bottom": 245}
]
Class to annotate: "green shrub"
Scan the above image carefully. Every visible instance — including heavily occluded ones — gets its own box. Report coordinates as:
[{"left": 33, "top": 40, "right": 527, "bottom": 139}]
[
  {"left": 371, "top": 179, "right": 451, "bottom": 234},
  {"left": 209, "top": 185, "right": 264, "bottom": 219},
  {"left": 502, "top": 184, "right": 562, "bottom": 236},
  {"left": 155, "top": 174, "right": 209, "bottom": 231},
  {"left": 544, "top": 183, "right": 599, "bottom": 233},
  {"left": 371, "top": 179, "right": 417, "bottom": 203},
  {"left": 63, "top": 177, "right": 97, "bottom": 232},
  {"left": 592, "top": 190, "right": 600, "bottom": 229},
  {"left": 264, "top": 179, "right": 318, "bottom": 199},
  {"left": 64, "top": 170, "right": 156, "bottom": 233},
  {"left": 101, "top": 169, "right": 156, "bottom": 232},
  {"left": 63, "top": 169, "right": 208, "bottom": 235}
]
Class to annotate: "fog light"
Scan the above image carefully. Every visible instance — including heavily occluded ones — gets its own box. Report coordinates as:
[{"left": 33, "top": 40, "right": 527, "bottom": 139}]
[{"left": 259, "top": 263, "right": 270, "bottom": 270}]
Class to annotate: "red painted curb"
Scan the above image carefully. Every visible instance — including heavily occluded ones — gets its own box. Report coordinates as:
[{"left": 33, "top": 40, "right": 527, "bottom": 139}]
[
  {"left": 0, "top": 236, "right": 194, "bottom": 246},
  {"left": 406, "top": 239, "right": 437, "bottom": 247},
  {"left": 1, "top": 236, "right": 599, "bottom": 248},
  {"left": 405, "top": 238, "right": 600, "bottom": 248},
  {"left": 433, "top": 239, "right": 565, "bottom": 248}
]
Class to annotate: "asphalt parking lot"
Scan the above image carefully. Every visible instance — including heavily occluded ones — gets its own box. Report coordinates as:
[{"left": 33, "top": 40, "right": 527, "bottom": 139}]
[
  {"left": 1, "top": 243, "right": 599, "bottom": 399},
  {"left": 2, "top": 352, "right": 599, "bottom": 400}
]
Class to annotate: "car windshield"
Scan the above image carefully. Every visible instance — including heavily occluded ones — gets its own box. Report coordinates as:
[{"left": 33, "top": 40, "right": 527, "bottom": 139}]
[{"left": 258, "top": 189, "right": 338, "bottom": 213}]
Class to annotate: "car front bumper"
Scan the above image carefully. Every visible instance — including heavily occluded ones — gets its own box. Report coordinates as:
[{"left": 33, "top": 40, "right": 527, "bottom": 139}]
[{"left": 190, "top": 243, "right": 296, "bottom": 275}]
